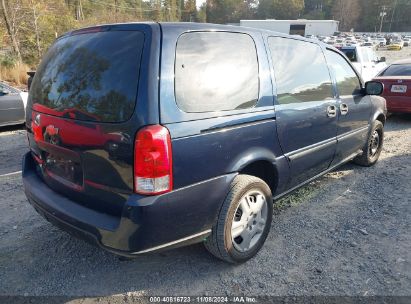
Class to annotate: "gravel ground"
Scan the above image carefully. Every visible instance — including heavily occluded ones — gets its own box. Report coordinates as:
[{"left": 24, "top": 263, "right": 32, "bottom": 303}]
[
  {"left": 0, "top": 115, "right": 410, "bottom": 299},
  {"left": 0, "top": 49, "right": 410, "bottom": 300},
  {"left": 377, "top": 46, "right": 411, "bottom": 64}
]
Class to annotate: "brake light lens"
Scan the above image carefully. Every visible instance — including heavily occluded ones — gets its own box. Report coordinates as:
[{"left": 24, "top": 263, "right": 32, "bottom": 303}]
[{"left": 134, "top": 125, "right": 173, "bottom": 195}]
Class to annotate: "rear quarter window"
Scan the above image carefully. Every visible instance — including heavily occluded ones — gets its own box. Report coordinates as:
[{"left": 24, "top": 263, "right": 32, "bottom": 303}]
[
  {"left": 175, "top": 32, "right": 259, "bottom": 113},
  {"left": 30, "top": 30, "right": 144, "bottom": 122}
]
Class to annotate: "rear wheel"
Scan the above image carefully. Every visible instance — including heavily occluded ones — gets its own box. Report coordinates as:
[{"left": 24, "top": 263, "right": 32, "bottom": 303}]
[
  {"left": 353, "top": 120, "right": 384, "bottom": 166},
  {"left": 204, "top": 175, "right": 272, "bottom": 263}
]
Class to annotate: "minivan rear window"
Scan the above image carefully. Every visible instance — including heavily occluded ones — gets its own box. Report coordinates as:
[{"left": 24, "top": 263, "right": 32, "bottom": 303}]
[{"left": 30, "top": 30, "right": 144, "bottom": 122}]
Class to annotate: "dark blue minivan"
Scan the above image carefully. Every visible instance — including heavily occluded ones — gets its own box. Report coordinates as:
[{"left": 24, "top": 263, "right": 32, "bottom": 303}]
[{"left": 23, "top": 23, "right": 386, "bottom": 263}]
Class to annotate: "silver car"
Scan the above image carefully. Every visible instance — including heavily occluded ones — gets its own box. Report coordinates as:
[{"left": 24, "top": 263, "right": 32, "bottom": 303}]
[{"left": 0, "top": 81, "right": 27, "bottom": 127}]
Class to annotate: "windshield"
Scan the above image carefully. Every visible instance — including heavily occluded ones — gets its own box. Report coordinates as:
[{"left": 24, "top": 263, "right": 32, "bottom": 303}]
[
  {"left": 379, "top": 64, "right": 411, "bottom": 76},
  {"left": 30, "top": 30, "right": 144, "bottom": 122}
]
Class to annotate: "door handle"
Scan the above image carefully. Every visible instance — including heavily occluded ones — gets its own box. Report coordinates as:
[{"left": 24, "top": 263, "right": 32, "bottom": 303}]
[
  {"left": 327, "top": 105, "right": 337, "bottom": 118},
  {"left": 340, "top": 103, "right": 349, "bottom": 115}
]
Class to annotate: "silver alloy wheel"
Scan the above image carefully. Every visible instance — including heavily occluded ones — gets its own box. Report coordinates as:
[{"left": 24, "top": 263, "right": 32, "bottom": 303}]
[
  {"left": 369, "top": 130, "right": 380, "bottom": 156},
  {"left": 231, "top": 190, "right": 268, "bottom": 252}
]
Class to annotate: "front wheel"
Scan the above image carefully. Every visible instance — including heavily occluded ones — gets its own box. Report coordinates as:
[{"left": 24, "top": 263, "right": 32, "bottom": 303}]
[
  {"left": 353, "top": 120, "right": 384, "bottom": 166},
  {"left": 204, "top": 175, "right": 272, "bottom": 263}
]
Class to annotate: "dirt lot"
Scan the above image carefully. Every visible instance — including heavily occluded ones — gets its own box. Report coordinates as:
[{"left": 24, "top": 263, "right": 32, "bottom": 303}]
[
  {"left": 0, "top": 49, "right": 410, "bottom": 300},
  {"left": 377, "top": 47, "right": 411, "bottom": 64}
]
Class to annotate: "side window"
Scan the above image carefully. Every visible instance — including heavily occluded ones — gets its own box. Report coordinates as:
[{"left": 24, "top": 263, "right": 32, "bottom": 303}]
[
  {"left": 342, "top": 49, "right": 357, "bottom": 62},
  {"left": 175, "top": 32, "right": 259, "bottom": 113},
  {"left": 360, "top": 48, "right": 370, "bottom": 63},
  {"left": 326, "top": 50, "right": 362, "bottom": 96},
  {"left": 268, "top": 37, "right": 333, "bottom": 104}
]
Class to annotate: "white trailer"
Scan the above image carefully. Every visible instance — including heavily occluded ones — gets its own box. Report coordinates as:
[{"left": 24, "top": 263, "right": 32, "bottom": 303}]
[{"left": 240, "top": 19, "right": 339, "bottom": 36}]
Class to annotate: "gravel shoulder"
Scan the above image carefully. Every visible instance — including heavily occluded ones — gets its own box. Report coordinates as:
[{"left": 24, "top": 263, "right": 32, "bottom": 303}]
[{"left": 0, "top": 114, "right": 410, "bottom": 298}]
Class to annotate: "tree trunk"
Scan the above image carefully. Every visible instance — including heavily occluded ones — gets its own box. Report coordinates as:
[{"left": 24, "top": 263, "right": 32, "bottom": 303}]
[
  {"left": 1, "top": 0, "right": 22, "bottom": 62},
  {"left": 114, "top": 0, "right": 118, "bottom": 22},
  {"left": 76, "top": 0, "right": 84, "bottom": 20},
  {"left": 30, "top": 0, "right": 41, "bottom": 60}
]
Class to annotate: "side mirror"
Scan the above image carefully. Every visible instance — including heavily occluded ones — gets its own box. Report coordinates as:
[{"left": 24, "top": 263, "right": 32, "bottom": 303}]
[
  {"left": 365, "top": 81, "right": 384, "bottom": 95},
  {"left": 379, "top": 57, "right": 386, "bottom": 62}
]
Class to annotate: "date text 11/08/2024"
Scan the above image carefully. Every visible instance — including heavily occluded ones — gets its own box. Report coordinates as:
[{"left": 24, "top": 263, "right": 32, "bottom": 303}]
[{"left": 149, "top": 296, "right": 257, "bottom": 303}]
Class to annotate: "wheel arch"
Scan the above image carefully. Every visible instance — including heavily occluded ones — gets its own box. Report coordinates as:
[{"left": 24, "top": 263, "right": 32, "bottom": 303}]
[
  {"left": 228, "top": 148, "right": 280, "bottom": 195},
  {"left": 375, "top": 112, "right": 386, "bottom": 125}
]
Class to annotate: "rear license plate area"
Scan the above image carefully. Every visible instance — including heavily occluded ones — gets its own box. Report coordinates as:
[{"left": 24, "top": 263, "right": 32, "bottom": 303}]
[
  {"left": 44, "top": 153, "right": 83, "bottom": 188},
  {"left": 36, "top": 141, "right": 84, "bottom": 190},
  {"left": 391, "top": 85, "right": 407, "bottom": 93}
]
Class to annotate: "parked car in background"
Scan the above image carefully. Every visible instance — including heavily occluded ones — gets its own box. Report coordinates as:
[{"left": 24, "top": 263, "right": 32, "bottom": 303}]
[
  {"left": 362, "top": 42, "right": 377, "bottom": 49},
  {"left": 378, "top": 38, "right": 387, "bottom": 46},
  {"left": 0, "top": 81, "right": 28, "bottom": 127},
  {"left": 387, "top": 40, "right": 404, "bottom": 50},
  {"left": 339, "top": 46, "right": 387, "bottom": 82},
  {"left": 373, "top": 59, "right": 411, "bottom": 113},
  {"left": 334, "top": 38, "right": 344, "bottom": 48},
  {"left": 402, "top": 38, "right": 410, "bottom": 47},
  {"left": 23, "top": 23, "right": 386, "bottom": 263},
  {"left": 326, "top": 38, "right": 335, "bottom": 45}
]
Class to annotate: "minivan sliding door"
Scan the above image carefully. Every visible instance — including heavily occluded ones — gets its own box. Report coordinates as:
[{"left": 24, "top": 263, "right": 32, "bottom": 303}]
[{"left": 267, "top": 37, "right": 338, "bottom": 188}]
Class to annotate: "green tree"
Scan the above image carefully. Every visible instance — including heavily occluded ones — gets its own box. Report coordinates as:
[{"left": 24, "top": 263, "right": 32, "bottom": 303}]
[
  {"left": 181, "top": 0, "right": 197, "bottom": 22},
  {"left": 197, "top": 2, "right": 206, "bottom": 22},
  {"left": 257, "top": 0, "right": 304, "bottom": 19},
  {"left": 303, "top": 0, "right": 334, "bottom": 19},
  {"left": 332, "top": 0, "right": 361, "bottom": 31},
  {"left": 206, "top": 0, "right": 257, "bottom": 24},
  {"left": 358, "top": 0, "right": 411, "bottom": 32}
]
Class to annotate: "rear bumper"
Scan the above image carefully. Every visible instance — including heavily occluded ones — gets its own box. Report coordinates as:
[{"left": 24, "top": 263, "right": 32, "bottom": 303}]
[
  {"left": 23, "top": 152, "right": 235, "bottom": 256},
  {"left": 385, "top": 96, "right": 411, "bottom": 113}
]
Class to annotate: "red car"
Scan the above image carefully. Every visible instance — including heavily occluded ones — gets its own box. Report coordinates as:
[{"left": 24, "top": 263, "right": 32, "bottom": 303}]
[{"left": 373, "top": 59, "right": 411, "bottom": 113}]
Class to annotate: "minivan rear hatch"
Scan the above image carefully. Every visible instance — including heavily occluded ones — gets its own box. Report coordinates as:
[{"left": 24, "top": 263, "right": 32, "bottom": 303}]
[{"left": 27, "top": 27, "right": 147, "bottom": 217}]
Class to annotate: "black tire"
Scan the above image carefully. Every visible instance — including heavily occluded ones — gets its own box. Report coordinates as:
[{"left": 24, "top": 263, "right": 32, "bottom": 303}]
[
  {"left": 353, "top": 120, "right": 384, "bottom": 166},
  {"left": 204, "top": 175, "right": 273, "bottom": 264}
]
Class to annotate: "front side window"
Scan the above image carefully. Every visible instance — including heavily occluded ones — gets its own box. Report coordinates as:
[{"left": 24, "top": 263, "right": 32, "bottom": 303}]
[
  {"left": 268, "top": 37, "right": 333, "bottom": 104},
  {"left": 175, "top": 32, "right": 259, "bottom": 113},
  {"left": 326, "top": 50, "right": 361, "bottom": 96}
]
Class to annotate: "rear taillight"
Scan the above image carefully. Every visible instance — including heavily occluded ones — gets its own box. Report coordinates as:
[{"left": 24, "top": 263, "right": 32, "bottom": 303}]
[{"left": 134, "top": 125, "right": 173, "bottom": 195}]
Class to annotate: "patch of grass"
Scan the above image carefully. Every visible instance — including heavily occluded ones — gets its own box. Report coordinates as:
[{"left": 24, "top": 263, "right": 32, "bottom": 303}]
[
  {"left": 0, "top": 58, "right": 29, "bottom": 87},
  {"left": 274, "top": 180, "right": 323, "bottom": 212}
]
